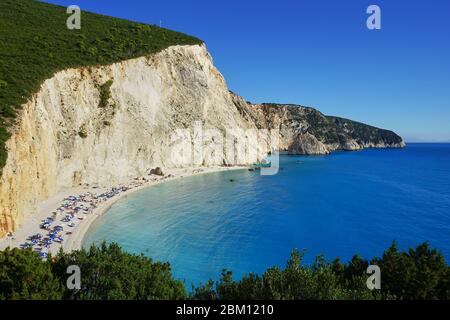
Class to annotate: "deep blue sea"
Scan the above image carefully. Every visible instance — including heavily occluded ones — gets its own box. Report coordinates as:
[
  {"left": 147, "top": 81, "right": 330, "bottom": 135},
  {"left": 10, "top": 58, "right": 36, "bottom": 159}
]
[{"left": 83, "top": 143, "right": 450, "bottom": 286}]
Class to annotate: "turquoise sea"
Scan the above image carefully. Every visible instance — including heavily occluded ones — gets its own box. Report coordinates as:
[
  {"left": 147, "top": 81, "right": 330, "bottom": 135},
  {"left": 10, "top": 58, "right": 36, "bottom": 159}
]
[{"left": 83, "top": 143, "right": 450, "bottom": 286}]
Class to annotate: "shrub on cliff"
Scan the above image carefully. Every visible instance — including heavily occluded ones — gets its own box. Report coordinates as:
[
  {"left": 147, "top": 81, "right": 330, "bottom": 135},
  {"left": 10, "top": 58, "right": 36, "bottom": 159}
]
[
  {"left": 0, "top": 126, "right": 10, "bottom": 169},
  {"left": 98, "top": 79, "right": 114, "bottom": 108}
]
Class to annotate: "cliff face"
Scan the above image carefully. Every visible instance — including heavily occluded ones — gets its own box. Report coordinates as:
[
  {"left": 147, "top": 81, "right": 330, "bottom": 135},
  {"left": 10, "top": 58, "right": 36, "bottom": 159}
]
[
  {"left": 246, "top": 103, "right": 405, "bottom": 154},
  {"left": 0, "top": 44, "right": 404, "bottom": 236}
]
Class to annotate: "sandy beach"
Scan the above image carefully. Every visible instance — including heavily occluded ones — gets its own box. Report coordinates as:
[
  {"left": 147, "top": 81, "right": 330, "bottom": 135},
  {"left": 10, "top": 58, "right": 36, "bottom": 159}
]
[{"left": 0, "top": 166, "right": 246, "bottom": 257}]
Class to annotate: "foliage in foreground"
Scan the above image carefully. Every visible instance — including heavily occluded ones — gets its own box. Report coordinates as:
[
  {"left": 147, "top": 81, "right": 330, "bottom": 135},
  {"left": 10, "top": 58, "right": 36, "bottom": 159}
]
[
  {"left": 193, "top": 242, "right": 449, "bottom": 300},
  {"left": 0, "top": 247, "right": 63, "bottom": 299},
  {"left": 0, "top": 242, "right": 449, "bottom": 300},
  {"left": 51, "top": 242, "right": 186, "bottom": 300},
  {"left": 0, "top": 0, "right": 202, "bottom": 169}
]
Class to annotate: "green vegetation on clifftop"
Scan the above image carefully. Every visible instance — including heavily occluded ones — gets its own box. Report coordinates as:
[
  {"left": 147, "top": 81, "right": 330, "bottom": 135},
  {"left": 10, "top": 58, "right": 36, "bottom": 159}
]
[{"left": 0, "top": 0, "right": 202, "bottom": 169}]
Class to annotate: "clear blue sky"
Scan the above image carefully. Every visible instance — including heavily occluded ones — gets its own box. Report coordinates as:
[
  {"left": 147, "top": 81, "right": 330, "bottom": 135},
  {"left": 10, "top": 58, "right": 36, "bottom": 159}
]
[{"left": 46, "top": 0, "right": 450, "bottom": 142}]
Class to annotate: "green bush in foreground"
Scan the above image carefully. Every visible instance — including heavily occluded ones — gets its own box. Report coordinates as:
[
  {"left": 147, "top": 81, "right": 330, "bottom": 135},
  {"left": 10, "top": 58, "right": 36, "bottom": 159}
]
[
  {"left": 193, "top": 251, "right": 378, "bottom": 300},
  {"left": 0, "top": 242, "right": 448, "bottom": 300},
  {"left": 193, "top": 242, "right": 449, "bottom": 300},
  {"left": 51, "top": 242, "right": 186, "bottom": 300},
  {"left": 0, "top": 247, "right": 63, "bottom": 299}
]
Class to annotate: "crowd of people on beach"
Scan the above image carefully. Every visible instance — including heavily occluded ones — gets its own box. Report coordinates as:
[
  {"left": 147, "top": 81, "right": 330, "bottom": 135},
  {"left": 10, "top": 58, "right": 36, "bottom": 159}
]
[
  {"left": 17, "top": 175, "right": 165, "bottom": 259},
  {"left": 2, "top": 167, "right": 196, "bottom": 259}
]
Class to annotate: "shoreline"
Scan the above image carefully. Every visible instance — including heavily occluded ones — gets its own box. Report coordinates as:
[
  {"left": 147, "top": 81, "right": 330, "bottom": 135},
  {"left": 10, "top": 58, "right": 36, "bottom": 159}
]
[{"left": 0, "top": 166, "right": 247, "bottom": 256}]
